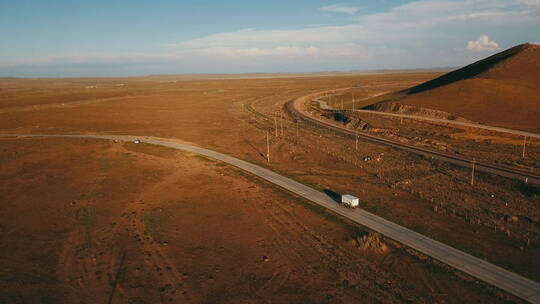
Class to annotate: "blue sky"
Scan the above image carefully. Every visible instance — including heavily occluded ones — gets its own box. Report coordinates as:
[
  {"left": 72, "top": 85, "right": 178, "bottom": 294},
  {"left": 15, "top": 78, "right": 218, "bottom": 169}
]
[{"left": 1, "top": 0, "right": 539, "bottom": 77}]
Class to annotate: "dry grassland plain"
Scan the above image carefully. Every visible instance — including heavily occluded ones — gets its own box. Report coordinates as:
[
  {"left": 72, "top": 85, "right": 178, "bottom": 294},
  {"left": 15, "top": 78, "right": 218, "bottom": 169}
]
[{"left": 0, "top": 73, "right": 537, "bottom": 303}]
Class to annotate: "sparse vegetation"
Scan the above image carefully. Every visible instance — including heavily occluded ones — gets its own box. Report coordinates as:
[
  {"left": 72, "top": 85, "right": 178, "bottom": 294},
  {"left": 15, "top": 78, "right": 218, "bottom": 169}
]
[
  {"left": 75, "top": 206, "right": 96, "bottom": 230},
  {"left": 98, "top": 158, "right": 113, "bottom": 172},
  {"left": 0, "top": 70, "right": 535, "bottom": 303},
  {"left": 142, "top": 208, "right": 166, "bottom": 242}
]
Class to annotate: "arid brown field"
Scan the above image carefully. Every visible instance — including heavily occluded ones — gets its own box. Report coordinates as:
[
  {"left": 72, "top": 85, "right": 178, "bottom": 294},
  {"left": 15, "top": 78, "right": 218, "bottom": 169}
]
[{"left": 0, "top": 72, "right": 536, "bottom": 303}]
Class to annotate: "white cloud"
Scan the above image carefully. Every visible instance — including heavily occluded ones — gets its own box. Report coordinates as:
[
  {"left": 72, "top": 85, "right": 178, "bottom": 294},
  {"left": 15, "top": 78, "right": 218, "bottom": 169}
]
[
  {"left": 319, "top": 4, "right": 360, "bottom": 15},
  {"left": 357, "top": 0, "right": 534, "bottom": 29},
  {"left": 466, "top": 35, "right": 501, "bottom": 52},
  {"left": 166, "top": 0, "right": 536, "bottom": 62},
  {"left": 169, "top": 25, "right": 365, "bottom": 50},
  {"left": 205, "top": 46, "right": 320, "bottom": 58},
  {"left": 2, "top": 0, "right": 540, "bottom": 76},
  {"left": 516, "top": 0, "right": 540, "bottom": 5}
]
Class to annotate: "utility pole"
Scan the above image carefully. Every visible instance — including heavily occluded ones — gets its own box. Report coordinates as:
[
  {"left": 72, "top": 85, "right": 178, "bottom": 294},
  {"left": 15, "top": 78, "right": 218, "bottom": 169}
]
[
  {"left": 341, "top": 96, "right": 344, "bottom": 111},
  {"left": 471, "top": 158, "right": 476, "bottom": 186},
  {"left": 355, "top": 130, "right": 358, "bottom": 151},
  {"left": 280, "top": 112, "right": 284, "bottom": 136},
  {"left": 274, "top": 116, "right": 278, "bottom": 137},
  {"left": 352, "top": 93, "right": 355, "bottom": 110},
  {"left": 266, "top": 131, "right": 270, "bottom": 163},
  {"left": 522, "top": 136, "right": 527, "bottom": 158}
]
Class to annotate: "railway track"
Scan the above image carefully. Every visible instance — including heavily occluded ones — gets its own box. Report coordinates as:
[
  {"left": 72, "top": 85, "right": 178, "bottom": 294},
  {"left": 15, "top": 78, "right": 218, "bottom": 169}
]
[{"left": 286, "top": 96, "right": 540, "bottom": 186}]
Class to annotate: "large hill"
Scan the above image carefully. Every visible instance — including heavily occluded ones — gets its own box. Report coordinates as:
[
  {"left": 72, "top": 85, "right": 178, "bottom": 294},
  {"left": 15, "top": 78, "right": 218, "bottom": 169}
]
[{"left": 369, "top": 43, "right": 540, "bottom": 132}]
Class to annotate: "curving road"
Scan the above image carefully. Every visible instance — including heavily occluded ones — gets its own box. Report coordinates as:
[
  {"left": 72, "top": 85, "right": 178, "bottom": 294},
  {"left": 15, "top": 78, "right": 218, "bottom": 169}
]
[
  {"left": 313, "top": 94, "right": 540, "bottom": 139},
  {"left": 1, "top": 133, "right": 540, "bottom": 303},
  {"left": 286, "top": 96, "right": 540, "bottom": 186}
]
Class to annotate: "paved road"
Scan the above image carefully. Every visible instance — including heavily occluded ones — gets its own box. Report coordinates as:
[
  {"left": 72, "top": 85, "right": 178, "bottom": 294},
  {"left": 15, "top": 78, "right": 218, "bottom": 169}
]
[
  {"left": 287, "top": 97, "right": 540, "bottom": 186},
  {"left": 2, "top": 133, "right": 540, "bottom": 303},
  {"left": 313, "top": 96, "right": 540, "bottom": 139}
]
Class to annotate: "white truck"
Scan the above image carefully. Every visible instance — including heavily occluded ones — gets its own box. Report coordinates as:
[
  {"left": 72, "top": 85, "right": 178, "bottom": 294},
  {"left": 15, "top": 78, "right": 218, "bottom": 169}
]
[{"left": 341, "top": 194, "right": 359, "bottom": 209}]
